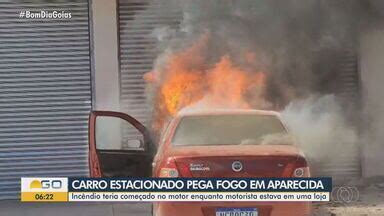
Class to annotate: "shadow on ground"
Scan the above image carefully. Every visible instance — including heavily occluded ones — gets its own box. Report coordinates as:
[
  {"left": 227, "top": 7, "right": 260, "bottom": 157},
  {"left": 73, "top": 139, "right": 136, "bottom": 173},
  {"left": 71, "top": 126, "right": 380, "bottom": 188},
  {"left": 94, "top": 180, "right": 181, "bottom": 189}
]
[{"left": 313, "top": 178, "right": 384, "bottom": 216}]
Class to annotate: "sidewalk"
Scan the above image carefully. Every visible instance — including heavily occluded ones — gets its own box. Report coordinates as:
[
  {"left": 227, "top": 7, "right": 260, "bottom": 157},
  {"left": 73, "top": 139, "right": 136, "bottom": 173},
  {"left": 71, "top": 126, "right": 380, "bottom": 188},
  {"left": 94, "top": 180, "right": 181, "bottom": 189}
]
[{"left": 0, "top": 200, "right": 151, "bottom": 216}]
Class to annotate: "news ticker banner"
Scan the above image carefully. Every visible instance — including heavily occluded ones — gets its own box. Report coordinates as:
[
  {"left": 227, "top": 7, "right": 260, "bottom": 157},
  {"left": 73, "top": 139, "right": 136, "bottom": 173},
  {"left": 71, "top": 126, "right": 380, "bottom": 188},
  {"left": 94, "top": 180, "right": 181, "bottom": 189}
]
[{"left": 21, "top": 177, "right": 331, "bottom": 202}]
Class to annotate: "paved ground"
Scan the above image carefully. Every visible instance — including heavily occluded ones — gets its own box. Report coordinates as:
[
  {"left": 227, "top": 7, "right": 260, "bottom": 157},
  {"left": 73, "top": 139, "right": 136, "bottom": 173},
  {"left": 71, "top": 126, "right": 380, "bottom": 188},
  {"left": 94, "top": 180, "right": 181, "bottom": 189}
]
[
  {"left": 2, "top": 200, "right": 384, "bottom": 216},
  {"left": 0, "top": 201, "right": 152, "bottom": 216},
  {"left": 313, "top": 178, "right": 384, "bottom": 215},
  {"left": 2, "top": 179, "right": 384, "bottom": 216}
]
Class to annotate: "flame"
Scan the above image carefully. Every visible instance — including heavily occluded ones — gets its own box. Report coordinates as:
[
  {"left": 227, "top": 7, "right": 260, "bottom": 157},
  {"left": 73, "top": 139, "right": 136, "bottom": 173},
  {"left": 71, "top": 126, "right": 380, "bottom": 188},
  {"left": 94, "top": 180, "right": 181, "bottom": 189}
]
[
  {"left": 161, "top": 72, "right": 204, "bottom": 115},
  {"left": 154, "top": 55, "right": 266, "bottom": 113},
  {"left": 145, "top": 35, "right": 267, "bottom": 130},
  {"left": 206, "top": 56, "right": 265, "bottom": 109}
]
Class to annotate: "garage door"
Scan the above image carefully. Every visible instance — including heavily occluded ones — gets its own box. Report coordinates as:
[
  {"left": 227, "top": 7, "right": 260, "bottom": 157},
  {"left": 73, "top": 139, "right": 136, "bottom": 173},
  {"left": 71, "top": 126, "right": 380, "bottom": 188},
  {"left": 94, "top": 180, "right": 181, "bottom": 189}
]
[
  {"left": 0, "top": 1, "right": 91, "bottom": 199},
  {"left": 315, "top": 46, "right": 361, "bottom": 182}
]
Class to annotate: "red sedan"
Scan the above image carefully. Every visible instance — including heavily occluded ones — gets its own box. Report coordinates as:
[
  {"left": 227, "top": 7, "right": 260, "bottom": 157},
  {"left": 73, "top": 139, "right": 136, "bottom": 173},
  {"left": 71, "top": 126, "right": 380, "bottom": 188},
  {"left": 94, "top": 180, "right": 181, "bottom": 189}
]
[{"left": 88, "top": 109, "right": 311, "bottom": 216}]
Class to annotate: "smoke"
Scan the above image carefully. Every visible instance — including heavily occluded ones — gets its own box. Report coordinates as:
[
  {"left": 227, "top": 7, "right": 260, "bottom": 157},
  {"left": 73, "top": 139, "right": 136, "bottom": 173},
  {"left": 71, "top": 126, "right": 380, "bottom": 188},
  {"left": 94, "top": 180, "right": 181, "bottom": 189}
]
[
  {"left": 142, "top": 0, "right": 370, "bottom": 177},
  {"left": 147, "top": 0, "right": 369, "bottom": 114},
  {"left": 281, "top": 95, "right": 359, "bottom": 174},
  {"left": 150, "top": 0, "right": 366, "bottom": 100},
  {"left": 359, "top": 29, "right": 384, "bottom": 177}
]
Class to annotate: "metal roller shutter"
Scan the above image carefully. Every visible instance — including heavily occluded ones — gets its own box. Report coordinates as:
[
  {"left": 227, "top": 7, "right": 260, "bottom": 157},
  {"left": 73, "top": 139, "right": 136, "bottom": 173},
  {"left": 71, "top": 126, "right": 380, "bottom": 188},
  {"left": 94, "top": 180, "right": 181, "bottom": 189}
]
[
  {"left": 313, "top": 46, "right": 361, "bottom": 182},
  {"left": 0, "top": 1, "right": 91, "bottom": 199},
  {"left": 334, "top": 46, "right": 361, "bottom": 180},
  {"left": 338, "top": 46, "right": 360, "bottom": 106},
  {"left": 118, "top": 0, "right": 180, "bottom": 142}
]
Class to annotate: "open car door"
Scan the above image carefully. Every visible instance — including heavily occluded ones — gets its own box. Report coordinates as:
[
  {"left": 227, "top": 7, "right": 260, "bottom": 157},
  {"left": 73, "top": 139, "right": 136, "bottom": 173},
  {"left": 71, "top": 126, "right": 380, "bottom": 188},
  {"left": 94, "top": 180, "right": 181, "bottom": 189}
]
[{"left": 88, "top": 111, "right": 154, "bottom": 177}]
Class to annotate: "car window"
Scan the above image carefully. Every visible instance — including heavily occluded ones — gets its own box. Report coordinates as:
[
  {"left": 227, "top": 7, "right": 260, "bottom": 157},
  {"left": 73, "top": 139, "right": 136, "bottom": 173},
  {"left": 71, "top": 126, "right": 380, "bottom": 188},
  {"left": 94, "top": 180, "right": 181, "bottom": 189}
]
[{"left": 172, "top": 114, "right": 292, "bottom": 146}]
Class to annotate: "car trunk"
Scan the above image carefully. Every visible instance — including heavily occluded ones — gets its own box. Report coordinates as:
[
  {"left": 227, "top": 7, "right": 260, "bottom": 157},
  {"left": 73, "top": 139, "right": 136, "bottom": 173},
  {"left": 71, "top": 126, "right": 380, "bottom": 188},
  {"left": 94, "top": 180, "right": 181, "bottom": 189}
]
[
  {"left": 176, "top": 156, "right": 300, "bottom": 177},
  {"left": 167, "top": 145, "right": 303, "bottom": 177}
]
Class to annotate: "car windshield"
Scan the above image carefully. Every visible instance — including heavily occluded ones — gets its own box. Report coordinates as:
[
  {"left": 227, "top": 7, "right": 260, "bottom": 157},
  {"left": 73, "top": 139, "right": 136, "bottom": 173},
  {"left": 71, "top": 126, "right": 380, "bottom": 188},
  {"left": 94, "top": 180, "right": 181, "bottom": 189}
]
[{"left": 172, "top": 114, "right": 293, "bottom": 146}]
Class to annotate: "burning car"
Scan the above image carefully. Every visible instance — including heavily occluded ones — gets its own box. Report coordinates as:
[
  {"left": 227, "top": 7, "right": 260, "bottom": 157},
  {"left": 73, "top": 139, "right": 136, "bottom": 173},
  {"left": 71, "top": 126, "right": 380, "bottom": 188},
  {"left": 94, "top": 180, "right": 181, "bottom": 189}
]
[{"left": 88, "top": 109, "right": 311, "bottom": 216}]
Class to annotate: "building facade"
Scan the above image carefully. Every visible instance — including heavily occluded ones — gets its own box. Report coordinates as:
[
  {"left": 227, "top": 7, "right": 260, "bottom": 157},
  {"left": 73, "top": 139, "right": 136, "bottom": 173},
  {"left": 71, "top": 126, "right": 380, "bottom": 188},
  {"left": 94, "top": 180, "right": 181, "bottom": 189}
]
[{"left": 0, "top": 0, "right": 383, "bottom": 199}]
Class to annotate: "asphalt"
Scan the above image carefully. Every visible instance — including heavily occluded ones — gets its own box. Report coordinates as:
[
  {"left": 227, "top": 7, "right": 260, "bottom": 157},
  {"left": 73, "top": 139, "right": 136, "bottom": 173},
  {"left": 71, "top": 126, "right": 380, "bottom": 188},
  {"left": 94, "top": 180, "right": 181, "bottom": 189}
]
[
  {"left": 0, "top": 200, "right": 152, "bottom": 216},
  {"left": 3, "top": 182, "right": 384, "bottom": 216}
]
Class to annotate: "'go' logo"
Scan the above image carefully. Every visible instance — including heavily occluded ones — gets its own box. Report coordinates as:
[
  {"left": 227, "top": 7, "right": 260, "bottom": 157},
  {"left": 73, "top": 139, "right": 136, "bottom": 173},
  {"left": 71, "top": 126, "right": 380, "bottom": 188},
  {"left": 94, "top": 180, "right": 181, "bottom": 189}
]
[{"left": 29, "top": 179, "right": 62, "bottom": 189}]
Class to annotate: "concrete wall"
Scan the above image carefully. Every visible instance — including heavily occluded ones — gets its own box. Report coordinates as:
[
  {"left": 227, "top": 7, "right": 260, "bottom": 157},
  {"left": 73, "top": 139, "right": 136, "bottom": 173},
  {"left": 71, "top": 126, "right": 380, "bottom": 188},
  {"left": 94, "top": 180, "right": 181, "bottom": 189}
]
[
  {"left": 359, "top": 28, "right": 384, "bottom": 177},
  {"left": 91, "top": 0, "right": 120, "bottom": 111},
  {"left": 90, "top": 0, "right": 122, "bottom": 149}
]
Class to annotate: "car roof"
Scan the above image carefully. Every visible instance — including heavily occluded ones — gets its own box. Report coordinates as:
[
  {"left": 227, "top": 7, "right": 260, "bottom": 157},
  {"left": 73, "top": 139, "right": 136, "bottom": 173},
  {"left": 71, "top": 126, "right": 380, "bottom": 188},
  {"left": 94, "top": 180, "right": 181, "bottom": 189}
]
[{"left": 176, "top": 109, "right": 280, "bottom": 117}]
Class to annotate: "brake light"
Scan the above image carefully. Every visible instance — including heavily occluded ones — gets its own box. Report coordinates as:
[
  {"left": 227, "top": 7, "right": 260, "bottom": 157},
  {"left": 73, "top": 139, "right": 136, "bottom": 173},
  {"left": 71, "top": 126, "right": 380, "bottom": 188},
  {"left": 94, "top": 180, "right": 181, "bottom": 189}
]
[
  {"left": 159, "top": 168, "right": 179, "bottom": 177},
  {"left": 159, "top": 158, "right": 179, "bottom": 178},
  {"left": 158, "top": 157, "right": 193, "bottom": 177}
]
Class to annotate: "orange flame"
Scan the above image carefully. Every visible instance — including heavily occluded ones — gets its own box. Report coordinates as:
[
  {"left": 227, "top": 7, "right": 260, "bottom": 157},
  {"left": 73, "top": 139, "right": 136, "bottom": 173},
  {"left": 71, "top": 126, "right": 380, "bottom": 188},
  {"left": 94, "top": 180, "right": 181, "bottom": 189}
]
[
  {"left": 145, "top": 36, "right": 267, "bottom": 130},
  {"left": 152, "top": 55, "right": 266, "bottom": 113},
  {"left": 161, "top": 72, "right": 204, "bottom": 115}
]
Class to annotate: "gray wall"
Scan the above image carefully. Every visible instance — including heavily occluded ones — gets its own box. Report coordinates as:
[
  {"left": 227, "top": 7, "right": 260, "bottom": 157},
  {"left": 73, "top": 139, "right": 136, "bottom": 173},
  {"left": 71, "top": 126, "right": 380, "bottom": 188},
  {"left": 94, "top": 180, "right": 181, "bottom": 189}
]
[
  {"left": 91, "top": 0, "right": 120, "bottom": 111},
  {"left": 359, "top": 27, "right": 384, "bottom": 177}
]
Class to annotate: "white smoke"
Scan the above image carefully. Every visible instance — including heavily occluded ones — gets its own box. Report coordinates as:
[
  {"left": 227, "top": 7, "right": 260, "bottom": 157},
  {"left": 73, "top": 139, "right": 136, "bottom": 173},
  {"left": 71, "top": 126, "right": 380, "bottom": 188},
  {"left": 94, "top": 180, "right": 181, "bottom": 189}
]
[{"left": 281, "top": 95, "right": 359, "bottom": 176}]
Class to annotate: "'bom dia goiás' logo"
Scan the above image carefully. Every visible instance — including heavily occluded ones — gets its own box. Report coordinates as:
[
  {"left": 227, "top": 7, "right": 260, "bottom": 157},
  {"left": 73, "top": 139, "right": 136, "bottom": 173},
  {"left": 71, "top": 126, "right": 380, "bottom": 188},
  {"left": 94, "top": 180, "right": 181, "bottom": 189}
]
[{"left": 29, "top": 179, "right": 63, "bottom": 189}]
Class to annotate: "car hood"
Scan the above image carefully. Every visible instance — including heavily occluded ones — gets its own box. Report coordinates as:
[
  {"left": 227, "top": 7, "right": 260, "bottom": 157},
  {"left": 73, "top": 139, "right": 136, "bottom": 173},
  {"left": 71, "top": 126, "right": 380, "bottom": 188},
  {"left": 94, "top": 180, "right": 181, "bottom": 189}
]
[{"left": 166, "top": 144, "right": 304, "bottom": 158}]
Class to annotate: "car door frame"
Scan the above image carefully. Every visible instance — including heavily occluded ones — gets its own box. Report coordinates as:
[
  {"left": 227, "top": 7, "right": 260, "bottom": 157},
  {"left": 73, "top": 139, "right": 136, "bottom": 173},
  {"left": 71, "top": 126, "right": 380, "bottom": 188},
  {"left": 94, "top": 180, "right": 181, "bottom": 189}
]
[{"left": 88, "top": 110, "right": 154, "bottom": 177}]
